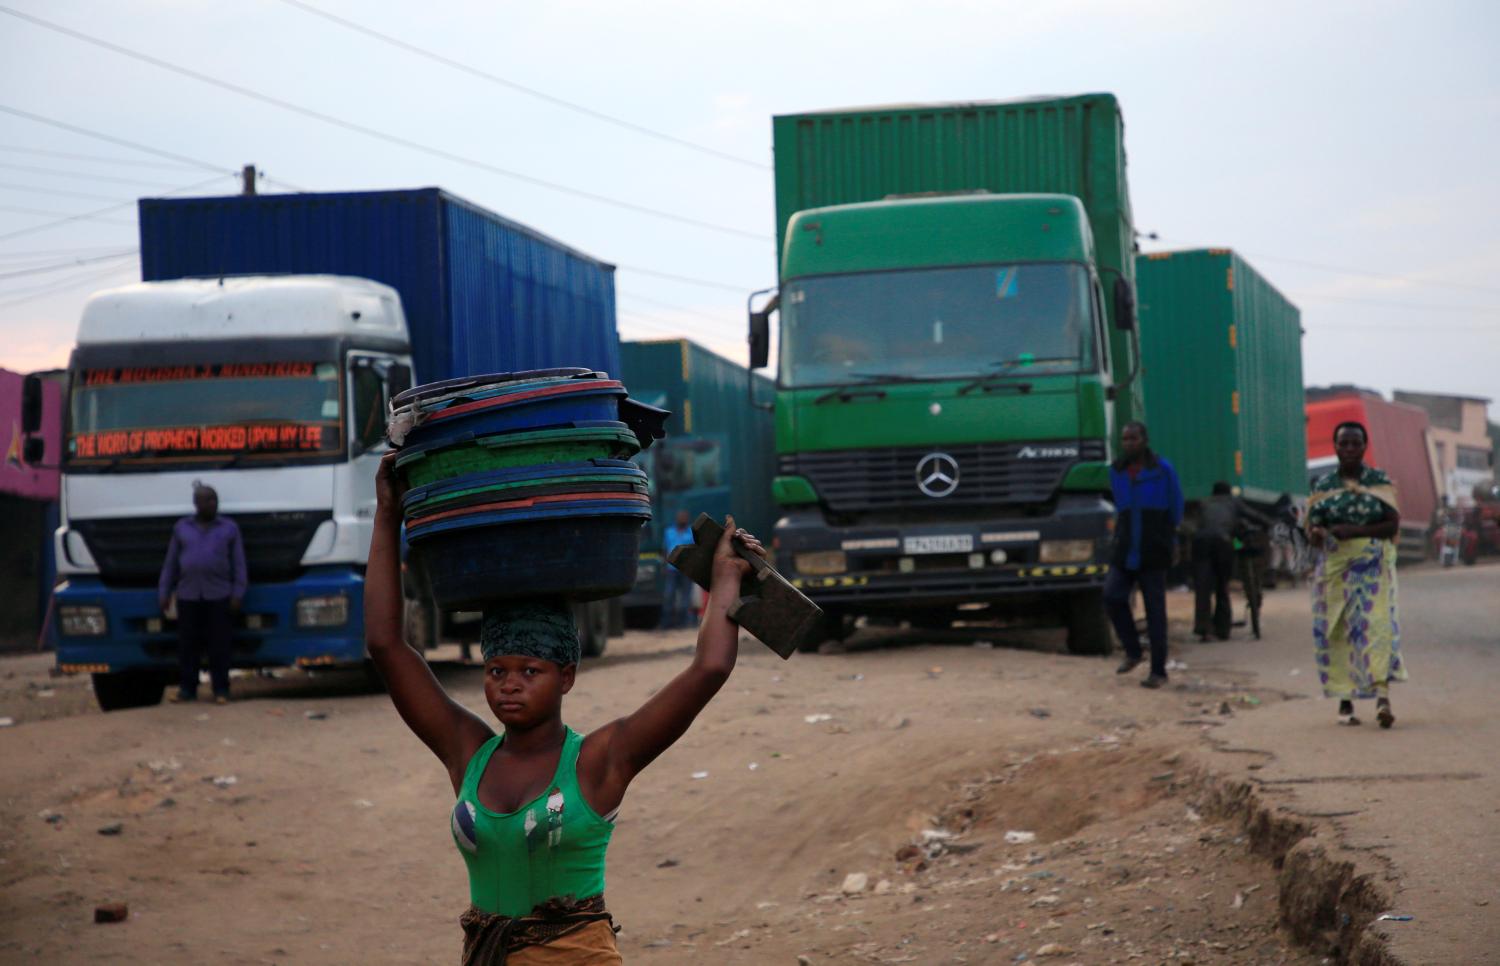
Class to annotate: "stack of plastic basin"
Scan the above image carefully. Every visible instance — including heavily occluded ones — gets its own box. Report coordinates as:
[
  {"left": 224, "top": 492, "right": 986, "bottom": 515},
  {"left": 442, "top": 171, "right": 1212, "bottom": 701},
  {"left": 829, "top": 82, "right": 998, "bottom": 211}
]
[{"left": 391, "top": 369, "right": 666, "bottom": 610}]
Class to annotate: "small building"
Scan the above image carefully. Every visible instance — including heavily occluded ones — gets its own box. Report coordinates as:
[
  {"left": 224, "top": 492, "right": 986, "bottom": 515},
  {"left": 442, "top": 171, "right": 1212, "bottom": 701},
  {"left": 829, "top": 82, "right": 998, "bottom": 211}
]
[
  {"left": 1393, "top": 391, "right": 1495, "bottom": 507},
  {"left": 0, "top": 367, "right": 65, "bottom": 652}
]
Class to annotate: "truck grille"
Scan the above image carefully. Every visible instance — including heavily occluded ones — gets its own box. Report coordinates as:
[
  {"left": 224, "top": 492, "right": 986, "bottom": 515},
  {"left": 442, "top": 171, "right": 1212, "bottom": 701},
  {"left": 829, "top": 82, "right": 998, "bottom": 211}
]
[
  {"left": 781, "top": 440, "right": 1106, "bottom": 513},
  {"left": 71, "top": 511, "right": 332, "bottom": 586}
]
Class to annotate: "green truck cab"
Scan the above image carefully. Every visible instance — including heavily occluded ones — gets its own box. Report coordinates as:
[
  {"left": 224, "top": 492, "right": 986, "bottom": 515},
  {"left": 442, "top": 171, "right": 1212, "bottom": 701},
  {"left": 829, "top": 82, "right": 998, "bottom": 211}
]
[{"left": 748, "top": 96, "right": 1141, "bottom": 653}]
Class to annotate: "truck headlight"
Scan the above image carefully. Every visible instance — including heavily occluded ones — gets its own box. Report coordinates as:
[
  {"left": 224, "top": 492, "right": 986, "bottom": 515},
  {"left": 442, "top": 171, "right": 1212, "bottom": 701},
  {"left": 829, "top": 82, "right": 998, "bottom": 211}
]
[
  {"left": 794, "top": 550, "right": 847, "bottom": 575},
  {"left": 1040, "top": 540, "right": 1094, "bottom": 564},
  {"left": 59, "top": 605, "right": 108, "bottom": 637},
  {"left": 296, "top": 595, "right": 349, "bottom": 628}
]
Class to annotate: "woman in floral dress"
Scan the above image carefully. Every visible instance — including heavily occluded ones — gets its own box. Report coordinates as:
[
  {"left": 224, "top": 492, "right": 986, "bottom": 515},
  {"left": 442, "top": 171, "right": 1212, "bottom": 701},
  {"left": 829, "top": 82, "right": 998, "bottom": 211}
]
[{"left": 1306, "top": 421, "right": 1407, "bottom": 728}]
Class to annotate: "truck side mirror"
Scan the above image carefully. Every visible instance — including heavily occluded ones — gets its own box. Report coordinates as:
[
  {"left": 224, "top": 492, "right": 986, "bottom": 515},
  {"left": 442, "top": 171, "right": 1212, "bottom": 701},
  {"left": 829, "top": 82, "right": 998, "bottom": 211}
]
[
  {"left": 749, "top": 310, "right": 770, "bottom": 369},
  {"left": 747, "top": 289, "right": 778, "bottom": 370},
  {"left": 23, "top": 436, "right": 45, "bottom": 465},
  {"left": 20, "top": 373, "right": 43, "bottom": 434},
  {"left": 386, "top": 363, "right": 413, "bottom": 401},
  {"left": 1113, "top": 277, "right": 1137, "bottom": 332}
]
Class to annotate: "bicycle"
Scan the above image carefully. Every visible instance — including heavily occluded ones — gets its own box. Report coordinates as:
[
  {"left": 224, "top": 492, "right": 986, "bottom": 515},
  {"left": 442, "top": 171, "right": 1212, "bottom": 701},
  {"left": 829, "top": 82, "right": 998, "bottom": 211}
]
[{"left": 1233, "top": 526, "right": 1269, "bottom": 640}]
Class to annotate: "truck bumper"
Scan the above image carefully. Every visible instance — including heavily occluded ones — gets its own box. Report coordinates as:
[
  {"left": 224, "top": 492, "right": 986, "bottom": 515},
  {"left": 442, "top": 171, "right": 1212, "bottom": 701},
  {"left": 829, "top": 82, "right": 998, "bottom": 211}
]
[
  {"left": 775, "top": 495, "right": 1113, "bottom": 610},
  {"left": 54, "top": 567, "right": 366, "bottom": 675}
]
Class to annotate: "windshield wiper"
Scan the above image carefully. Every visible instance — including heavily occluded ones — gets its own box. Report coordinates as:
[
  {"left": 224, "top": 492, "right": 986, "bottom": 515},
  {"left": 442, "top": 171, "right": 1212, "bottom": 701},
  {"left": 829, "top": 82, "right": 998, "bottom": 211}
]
[
  {"left": 814, "top": 386, "right": 888, "bottom": 405},
  {"left": 811, "top": 371, "right": 921, "bottom": 405},
  {"left": 956, "top": 357, "right": 1077, "bottom": 395},
  {"left": 957, "top": 374, "right": 1033, "bottom": 396}
]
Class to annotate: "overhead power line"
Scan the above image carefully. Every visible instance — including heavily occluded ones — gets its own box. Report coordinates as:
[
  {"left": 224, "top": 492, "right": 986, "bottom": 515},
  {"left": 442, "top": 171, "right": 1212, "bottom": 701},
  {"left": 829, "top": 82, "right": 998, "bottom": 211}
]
[
  {"left": 0, "top": 248, "right": 137, "bottom": 281},
  {"left": 1142, "top": 235, "right": 1500, "bottom": 297},
  {"left": 0, "top": 143, "right": 205, "bottom": 169},
  {"left": 0, "top": 203, "right": 135, "bottom": 227},
  {"left": 0, "top": 160, "right": 184, "bottom": 190},
  {"left": 615, "top": 264, "right": 750, "bottom": 293},
  {"left": 1309, "top": 322, "right": 1498, "bottom": 332},
  {"left": 617, "top": 311, "right": 741, "bottom": 348},
  {"left": 0, "top": 259, "right": 137, "bottom": 310},
  {"left": 617, "top": 306, "right": 731, "bottom": 343},
  {"left": 0, "top": 7, "right": 767, "bottom": 243},
  {"left": 273, "top": 0, "right": 769, "bottom": 172},
  {"left": 0, "top": 173, "right": 232, "bottom": 243},
  {"left": 0, "top": 243, "right": 140, "bottom": 260},
  {"left": 0, "top": 104, "right": 229, "bottom": 174},
  {"left": 0, "top": 107, "right": 309, "bottom": 194},
  {"left": 1291, "top": 292, "right": 1493, "bottom": 314},
  {"left": 0, "top": 180, "right": 125, "bottom": 204},
  {"left": 1246, "top": 251, "right": 1500, "bottom": 297}
]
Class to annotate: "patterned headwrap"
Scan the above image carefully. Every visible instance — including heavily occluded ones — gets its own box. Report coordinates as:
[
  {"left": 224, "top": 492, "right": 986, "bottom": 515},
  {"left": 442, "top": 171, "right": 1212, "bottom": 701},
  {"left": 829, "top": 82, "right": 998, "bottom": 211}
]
[{"left": 479, "top": 600, "right": 580, "bottom": 666}]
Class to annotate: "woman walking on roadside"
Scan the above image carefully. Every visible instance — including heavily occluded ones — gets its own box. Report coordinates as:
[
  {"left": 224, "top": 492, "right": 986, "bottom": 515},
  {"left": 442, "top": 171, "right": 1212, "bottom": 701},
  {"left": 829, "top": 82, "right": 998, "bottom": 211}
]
[
  {"left": 365, "top": 451, "right": 766, "bottom": 964},
  {"left": 1306, "top": 422, "right": 1407, "bottom": 728}
]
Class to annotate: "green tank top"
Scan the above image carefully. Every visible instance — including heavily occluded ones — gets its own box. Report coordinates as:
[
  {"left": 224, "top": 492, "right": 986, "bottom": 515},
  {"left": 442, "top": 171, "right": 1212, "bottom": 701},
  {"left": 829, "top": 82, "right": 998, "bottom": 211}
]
[{"left": 450, "top": 727, "right": 614, "bottom": 917}]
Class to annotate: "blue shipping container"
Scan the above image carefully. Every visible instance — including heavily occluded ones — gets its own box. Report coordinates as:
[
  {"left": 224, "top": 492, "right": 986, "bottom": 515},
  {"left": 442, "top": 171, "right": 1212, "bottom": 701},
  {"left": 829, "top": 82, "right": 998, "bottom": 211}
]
[{"left": 138, "top": 188, "right": 620, "bottom": 383}]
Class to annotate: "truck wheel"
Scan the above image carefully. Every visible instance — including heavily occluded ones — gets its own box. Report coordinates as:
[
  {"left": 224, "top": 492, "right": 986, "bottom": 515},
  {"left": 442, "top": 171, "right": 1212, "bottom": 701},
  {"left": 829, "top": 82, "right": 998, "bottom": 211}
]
[
  {"left": 800, "top": 610, "right": 853, "bottom": 653},
  {"left": 911, "top": 610, "right": 954, "bottom": 631},
  {"left": 404, "top": 595, "right": 439, "bottom": 651},
  {"left": 624, "top": 606, "right": 661, "bottom": 630},
  {"left": 1065, "top": 591, "right": 1113, "bottom": 656},
  {"left": 91, "top": 671, "right": 166, "bottom": 712},
  {"left": 574, "top": 601, "right": 609, "bottom": 659}
]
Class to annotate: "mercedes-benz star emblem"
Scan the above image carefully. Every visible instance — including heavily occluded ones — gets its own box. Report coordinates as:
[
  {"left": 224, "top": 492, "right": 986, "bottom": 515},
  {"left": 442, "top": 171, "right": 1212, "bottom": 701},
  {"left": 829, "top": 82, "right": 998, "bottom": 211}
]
[{"left": 915, "top": 452, "right": 960, "bottom": 498}]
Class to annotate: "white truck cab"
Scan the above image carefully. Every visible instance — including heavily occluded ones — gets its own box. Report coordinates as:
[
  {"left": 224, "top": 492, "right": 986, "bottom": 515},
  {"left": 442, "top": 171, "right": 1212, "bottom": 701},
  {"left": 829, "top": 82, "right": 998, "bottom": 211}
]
[{"left": 52, "top": 275, "right": 413, "bottom": 710}]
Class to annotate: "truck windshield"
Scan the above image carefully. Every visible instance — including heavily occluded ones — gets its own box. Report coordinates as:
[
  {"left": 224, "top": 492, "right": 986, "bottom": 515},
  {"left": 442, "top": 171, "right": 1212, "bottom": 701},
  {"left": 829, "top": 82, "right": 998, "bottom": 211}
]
[
  {"left": 780, "top": 263, "right": 1097, "bottom": 389},
  {"left": 66, "top": 361, "right": 343, "bottom": 471}
]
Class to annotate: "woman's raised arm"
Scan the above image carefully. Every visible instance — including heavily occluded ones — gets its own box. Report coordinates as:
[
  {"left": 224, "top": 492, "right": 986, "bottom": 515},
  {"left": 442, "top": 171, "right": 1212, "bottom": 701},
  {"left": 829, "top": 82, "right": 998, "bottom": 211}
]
[{"left": 365, "top": 451, "right": 492, "bottom": 791}]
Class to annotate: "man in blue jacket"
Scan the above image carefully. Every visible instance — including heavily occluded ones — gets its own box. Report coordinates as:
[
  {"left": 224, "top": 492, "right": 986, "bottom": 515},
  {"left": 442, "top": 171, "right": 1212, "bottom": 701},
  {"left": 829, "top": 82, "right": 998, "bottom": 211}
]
[{"left": 1105, "top": 421, "right": 1183, "bottom": 688}]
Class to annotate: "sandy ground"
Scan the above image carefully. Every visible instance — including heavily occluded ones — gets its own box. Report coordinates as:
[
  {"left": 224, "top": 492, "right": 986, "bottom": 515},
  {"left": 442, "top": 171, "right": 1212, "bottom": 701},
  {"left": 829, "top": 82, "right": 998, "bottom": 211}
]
[{"left": 2, "top": 592, "right": 1343, "bottom": 965}]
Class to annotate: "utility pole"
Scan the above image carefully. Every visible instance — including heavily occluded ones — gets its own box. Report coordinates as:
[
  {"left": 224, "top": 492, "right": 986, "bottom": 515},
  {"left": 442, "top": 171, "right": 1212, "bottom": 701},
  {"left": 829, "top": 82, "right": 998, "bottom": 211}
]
[{"left": 241, "top": 164, "right": 257, "bottom": 196}]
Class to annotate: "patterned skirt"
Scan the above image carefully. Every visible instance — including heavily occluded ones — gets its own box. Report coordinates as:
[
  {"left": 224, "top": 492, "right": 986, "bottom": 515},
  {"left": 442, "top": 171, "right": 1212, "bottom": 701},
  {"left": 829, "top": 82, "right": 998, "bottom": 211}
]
[{"left": 1311, "top": 537, "right": 1408, "bottom": 699}]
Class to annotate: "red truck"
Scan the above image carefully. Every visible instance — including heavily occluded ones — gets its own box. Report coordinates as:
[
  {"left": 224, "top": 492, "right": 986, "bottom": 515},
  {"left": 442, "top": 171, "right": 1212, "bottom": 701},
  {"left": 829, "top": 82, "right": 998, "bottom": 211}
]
[
  {"left": 1460, "top": 483, "right": 1500, "bottom": 564},
  {"left": 1305, "top": 387, "right": 1440, "bottom": 560}
]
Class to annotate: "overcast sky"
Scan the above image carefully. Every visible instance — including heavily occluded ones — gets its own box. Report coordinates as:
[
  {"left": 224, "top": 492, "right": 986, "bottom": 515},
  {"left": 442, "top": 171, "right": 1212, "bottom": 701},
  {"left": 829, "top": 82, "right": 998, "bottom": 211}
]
[{"left": 1, "top": 0, "right": 1496, "bottom": 419}]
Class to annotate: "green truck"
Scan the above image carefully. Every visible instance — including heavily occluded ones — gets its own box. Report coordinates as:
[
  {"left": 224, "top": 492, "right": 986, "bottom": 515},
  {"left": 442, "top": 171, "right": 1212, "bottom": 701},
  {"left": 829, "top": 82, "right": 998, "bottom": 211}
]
[
  {"left": 1136, "top": 249, "right": 1306, "bottom": 508},
  {"left": 748, "top": 94, "right": 1142, "bottom": 653},
  {"left": 618, "top": 339, "right": 776, "bottom": 626}
]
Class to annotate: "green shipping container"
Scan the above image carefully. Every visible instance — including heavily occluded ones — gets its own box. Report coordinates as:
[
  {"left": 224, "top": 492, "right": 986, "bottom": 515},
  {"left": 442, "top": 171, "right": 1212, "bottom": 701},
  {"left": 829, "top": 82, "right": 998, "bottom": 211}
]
[
  {"left": 773, "top": 93, "right": 1137, "bottom": 416},
  {"left": 1137, "top": 250, "right": 1306, "bottom": 505},
  {"left": 619, "top": 339, "right": 777, "bottom": 577}
]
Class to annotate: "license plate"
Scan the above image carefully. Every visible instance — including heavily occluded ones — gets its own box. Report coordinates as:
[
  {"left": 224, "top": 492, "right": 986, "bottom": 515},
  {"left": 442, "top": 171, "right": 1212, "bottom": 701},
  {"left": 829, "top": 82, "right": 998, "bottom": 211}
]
[{"left": 902, "top": 534, "right": 973, "bottom": 555}]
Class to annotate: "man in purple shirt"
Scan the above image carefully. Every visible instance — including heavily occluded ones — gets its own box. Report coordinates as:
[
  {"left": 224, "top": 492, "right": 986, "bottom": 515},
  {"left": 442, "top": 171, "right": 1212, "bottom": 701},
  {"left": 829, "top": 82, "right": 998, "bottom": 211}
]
[{"left": 158, "top": 485, "right": 247, "bottom": 703}]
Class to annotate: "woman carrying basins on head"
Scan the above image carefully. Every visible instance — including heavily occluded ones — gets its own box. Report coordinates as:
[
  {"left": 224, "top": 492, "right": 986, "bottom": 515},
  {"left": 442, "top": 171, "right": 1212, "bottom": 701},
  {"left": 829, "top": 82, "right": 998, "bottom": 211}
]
[
  {"left": 365, "top": 450, "right": 768, "bottom": 964},
  {"left": 1306, "top": 421, "right": 1408, "bottom": 729}
]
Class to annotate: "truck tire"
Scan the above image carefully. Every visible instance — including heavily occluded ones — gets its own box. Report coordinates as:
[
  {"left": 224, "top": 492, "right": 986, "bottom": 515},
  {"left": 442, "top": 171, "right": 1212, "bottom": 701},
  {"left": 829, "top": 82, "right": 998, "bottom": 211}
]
[
  {"left": 575, "top": 601, "right": 609, "bottom": 659},
  {"left": 404, "top": 595, "right": 440, "bottom": 651},
  {"left": 91, "top": 671, "right": 166, "bottom": 712},
  {"left": 799, "top": 609, "right": 853, "bottom": 653},
  {"left": 1065, "top": 590, "right": 1113, "bottom": 656},
  {"left": 624, "top": 606, "right": 661, "bottom": 630}
]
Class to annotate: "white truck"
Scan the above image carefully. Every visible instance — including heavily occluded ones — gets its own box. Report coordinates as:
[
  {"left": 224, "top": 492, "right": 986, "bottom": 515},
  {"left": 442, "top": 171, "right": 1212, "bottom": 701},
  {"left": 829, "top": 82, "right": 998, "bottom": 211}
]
[{"left": 49, "top": 275, "right": 417, "bottom": 709}]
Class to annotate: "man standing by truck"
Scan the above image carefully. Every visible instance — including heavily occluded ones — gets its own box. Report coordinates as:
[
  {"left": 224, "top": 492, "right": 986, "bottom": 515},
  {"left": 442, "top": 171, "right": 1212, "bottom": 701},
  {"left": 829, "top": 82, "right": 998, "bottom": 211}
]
[
  {"left": 660, "top": 509, "right": 696, "bottom": 629},
  {"left": 1105, "top": 422, "right": 1183, "bottom": 689},
  {"left": 159, "top": 484, "right": 246, "bottom": 704}
]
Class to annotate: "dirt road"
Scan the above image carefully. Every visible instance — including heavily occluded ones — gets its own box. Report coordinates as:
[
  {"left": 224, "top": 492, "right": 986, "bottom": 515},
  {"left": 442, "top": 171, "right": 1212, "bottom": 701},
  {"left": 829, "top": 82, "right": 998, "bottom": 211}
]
[{"left": 1, "top": 602, "right": 1332, "bottom": 965}]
